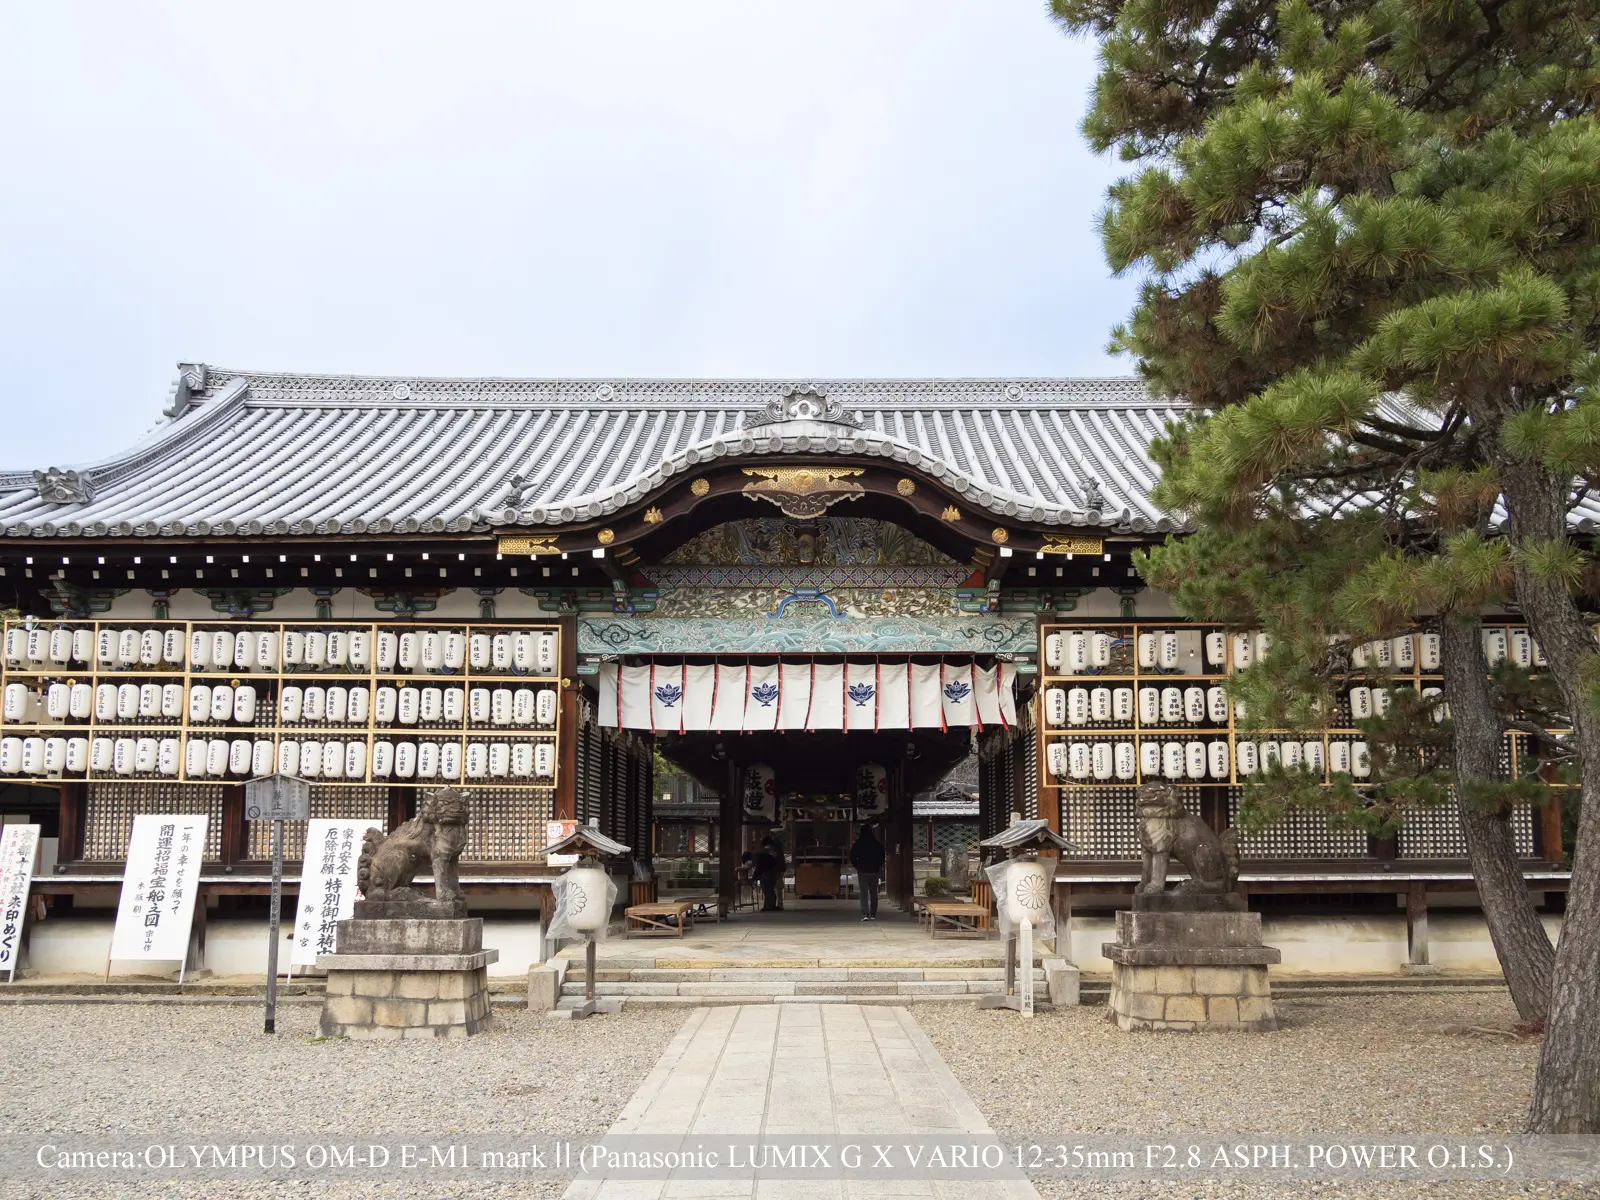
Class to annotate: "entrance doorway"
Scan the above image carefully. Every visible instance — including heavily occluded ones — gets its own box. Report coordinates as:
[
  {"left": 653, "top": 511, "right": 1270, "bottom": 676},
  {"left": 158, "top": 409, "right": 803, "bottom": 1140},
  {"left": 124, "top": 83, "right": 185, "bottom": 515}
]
[{"left": 659, "top": 727, "right": 972, "bottom": 919}]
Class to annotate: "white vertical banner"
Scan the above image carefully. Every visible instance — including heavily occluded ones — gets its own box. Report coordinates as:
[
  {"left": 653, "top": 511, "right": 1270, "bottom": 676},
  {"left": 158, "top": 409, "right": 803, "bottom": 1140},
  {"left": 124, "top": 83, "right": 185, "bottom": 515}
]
[
  {"left": 649, "top": 664, "right": 686, "bottom": 732},
  {"left": 940, "top": 662, "right": 977, "bottom": 728},
  {"left": 777, "top": 663, "right": 813, "bottom": 730},
  {"left": 618, "top": 665, "right": 652, "bottom": 729},
  {"left": 744, "top": 664, "right": 781, "bottom": 730},
  {"left": 110, "top": 814, "right": 208, "bottom": 965},
  {"left": 292, "top": 819, "right": 383, "bottom": 967},
  {"left": 0, "top": 824, "right": 40, "bottom": 981},
  {"left": 809, "top": 663, "right": 845, "bottom": 729},
  {"left": 709, "top": 664, "right": 747, "bottom": 731},
  {"left": 998, "top": 662, "right": 1019, "bottom": 726},
  {"left": 877, "top": 663, "right": 911, "bottom": 729},
  {"left": 910, "top": 663, "right": 945, "bottom": 728},
  {"left": 844, "top": 662, "right": 879, "bottom": 731},
  {"left": 681, "top": 664, "right": 716, "bottom": 730},
  {"left": 973, "top": 665, "right": 1004, "bottom": 727},
  {"left": 597, "top": 663, "right": 620, "bottom": 728}
]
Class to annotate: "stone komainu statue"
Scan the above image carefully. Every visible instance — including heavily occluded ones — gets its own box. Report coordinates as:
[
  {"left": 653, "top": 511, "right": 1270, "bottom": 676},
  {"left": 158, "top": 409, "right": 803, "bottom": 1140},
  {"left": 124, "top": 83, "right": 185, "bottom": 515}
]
[
  {"left": 357, "top": 787, "right": 470, "bottom": 903},
  {"left": 1137, "top": 781, "right": 1240, "bottom": 895}
]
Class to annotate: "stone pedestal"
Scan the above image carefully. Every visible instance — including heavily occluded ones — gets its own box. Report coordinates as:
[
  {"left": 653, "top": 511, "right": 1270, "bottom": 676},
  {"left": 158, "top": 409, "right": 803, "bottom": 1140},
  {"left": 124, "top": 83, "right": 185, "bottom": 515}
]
[
  {"left": 1104, "top": 896, "right": 1280, "bottom": 1032},
  {"left": 317, "top": 917, "right": 497, "bottom": 1040}
]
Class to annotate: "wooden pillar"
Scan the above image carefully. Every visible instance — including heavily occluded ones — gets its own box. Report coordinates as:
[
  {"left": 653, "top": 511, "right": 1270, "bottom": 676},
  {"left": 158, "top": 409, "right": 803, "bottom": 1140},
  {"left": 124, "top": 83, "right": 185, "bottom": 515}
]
[
  {"left": 1406, "top": 881, "right": 1429, "bottom": 967},
  {"left": 554, "top": 615, "right": 579, "bottom": 822},
  {"left": 890, "top": 760, "right": 914, "bottom": 912},
  {"left": 1054, "top": 880, "right": 1073, "bottom": 963},
  {"left": 387, "top": 785, "right": 413, "bottom": 834},
  {"left": 219, "top": 783, "right": 249, "bottom": 864},
  {"left": 56, "top": 781, "right": 85, "bottom": 863},
  {"left": 1538, "top": 793, "right": 1565, "bottom": 863}
]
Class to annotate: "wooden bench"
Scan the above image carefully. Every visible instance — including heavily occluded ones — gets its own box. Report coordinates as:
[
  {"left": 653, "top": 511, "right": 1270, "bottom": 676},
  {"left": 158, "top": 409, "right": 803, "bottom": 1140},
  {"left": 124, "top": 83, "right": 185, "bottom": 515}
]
[
  {"left": 625, "top": 900, "right": 695, "bottom": 937},
  {"left": 924, "top": 900, "right": 989, "bottom": 939}
]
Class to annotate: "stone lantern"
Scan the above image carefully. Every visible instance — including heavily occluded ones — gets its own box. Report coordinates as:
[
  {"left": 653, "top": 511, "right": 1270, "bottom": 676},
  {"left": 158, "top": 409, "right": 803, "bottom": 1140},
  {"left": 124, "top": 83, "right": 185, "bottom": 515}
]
[
  {"left": 977, "top": 817, "right": 1078, "bottom": 1015},
  {"left": 544, "top": 824, "right": 631, "bottom": 1020}
]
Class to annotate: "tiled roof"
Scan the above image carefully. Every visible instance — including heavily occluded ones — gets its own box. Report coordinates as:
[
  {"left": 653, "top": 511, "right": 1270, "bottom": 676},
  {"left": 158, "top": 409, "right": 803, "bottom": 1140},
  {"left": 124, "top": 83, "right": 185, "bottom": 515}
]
[{"left": 0, "top": 370, "right": 1185, "bottom": 540}]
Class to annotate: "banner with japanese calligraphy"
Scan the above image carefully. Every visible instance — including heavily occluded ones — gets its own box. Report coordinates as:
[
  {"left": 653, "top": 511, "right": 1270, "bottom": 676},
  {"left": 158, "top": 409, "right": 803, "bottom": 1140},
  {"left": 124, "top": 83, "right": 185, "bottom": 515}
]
[
  {"left": 597, "top": 661, "right": 1017, "bottom": 732},
  {"left": 0, "top": 824, "right": 39, "bottom": 981},
  {"left": 110, "top": 814, "right": 207, "bottom": 963},
  {"left": 291, "top": 818, "right": 382, "bottom": 968}
]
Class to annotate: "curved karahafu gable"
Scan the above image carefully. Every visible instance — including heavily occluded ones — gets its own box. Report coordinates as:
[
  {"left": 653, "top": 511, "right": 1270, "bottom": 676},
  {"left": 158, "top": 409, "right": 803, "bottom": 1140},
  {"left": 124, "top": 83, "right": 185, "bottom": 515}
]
[{"left": 0, "top": 371, "right": 1188, "bottom": 541}]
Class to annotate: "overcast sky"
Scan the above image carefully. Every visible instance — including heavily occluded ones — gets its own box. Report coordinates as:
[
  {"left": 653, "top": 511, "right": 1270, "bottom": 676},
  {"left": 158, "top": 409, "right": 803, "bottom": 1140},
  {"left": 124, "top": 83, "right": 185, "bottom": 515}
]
[{"left": 0, "top": 2, "right": 1138, "bottom": 467}]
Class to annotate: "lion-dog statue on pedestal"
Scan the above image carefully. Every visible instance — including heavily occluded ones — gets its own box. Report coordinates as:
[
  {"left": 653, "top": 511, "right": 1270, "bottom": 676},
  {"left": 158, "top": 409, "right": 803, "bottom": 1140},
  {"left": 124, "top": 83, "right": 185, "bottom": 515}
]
[
  {"left": 357, "top": 787, "right": 470, "bottom": 904},
  {"left": 1137, "top": 781, "right": 1240, "bottom": 895}
]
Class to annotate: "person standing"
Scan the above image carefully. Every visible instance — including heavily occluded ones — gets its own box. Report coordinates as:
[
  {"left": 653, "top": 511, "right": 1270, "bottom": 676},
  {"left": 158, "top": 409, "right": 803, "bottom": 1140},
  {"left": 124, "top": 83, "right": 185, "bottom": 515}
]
[
  {"left": 760, "top": 835, "right": 786, "bottom": 911},
  {"left": 850, "top": 824, "right": 885, "bottom": 921}
]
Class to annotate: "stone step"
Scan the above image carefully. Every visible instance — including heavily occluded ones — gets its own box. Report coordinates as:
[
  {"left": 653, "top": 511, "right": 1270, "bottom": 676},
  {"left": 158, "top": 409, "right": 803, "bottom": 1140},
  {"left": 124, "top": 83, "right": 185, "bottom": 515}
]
[
  {"left": 554, "top": 993, "right": 1000, "bottom": 1010},
  {"left": 564, "top": 966, "right": 1046, "bottom": 983},
  {"left": 559, "top": 978, "right": 1041, "bottom": 998}
]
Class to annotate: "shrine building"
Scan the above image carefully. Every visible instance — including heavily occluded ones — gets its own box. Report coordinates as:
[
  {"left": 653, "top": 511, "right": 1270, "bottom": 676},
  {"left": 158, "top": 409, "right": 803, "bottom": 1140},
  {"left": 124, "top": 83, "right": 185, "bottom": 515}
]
[{"left": 0, "top": 368, "right": 1570, "bottom": 976}]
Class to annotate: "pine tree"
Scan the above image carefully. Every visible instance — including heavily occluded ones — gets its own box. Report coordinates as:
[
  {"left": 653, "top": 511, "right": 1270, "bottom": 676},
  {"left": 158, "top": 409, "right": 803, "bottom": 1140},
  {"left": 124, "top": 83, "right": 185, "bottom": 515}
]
[{"left": 1054, "top": 0, "right": 1600, "bottom": 1129}]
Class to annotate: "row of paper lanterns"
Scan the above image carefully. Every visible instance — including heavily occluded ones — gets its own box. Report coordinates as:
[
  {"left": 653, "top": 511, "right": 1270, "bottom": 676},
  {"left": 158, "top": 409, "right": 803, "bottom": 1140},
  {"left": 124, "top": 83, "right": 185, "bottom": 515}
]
[
  {"left": 0, "top": 734, "right": 554, "bottom": 780},
  {"left": 2, "top": 681, "right": 557, "bottom": 728},
  {"left": 1046, "top": 629, "right": 1467, "bottom": 674},
  {"left": 1046, "top": 738, "right": 1372, "bottom": 781},
  {"left": 2, "top": 627, "right": 558, "bottom": 674},
  {"left": 1045, "top": 683, "right": 1447, "bottom": 727}
]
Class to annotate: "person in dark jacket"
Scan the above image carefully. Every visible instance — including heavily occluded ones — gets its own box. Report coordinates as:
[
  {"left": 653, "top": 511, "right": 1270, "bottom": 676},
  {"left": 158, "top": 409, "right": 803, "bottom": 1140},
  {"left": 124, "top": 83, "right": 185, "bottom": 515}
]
[
  {"left": 753, "top": 845, "right": 780, "bottom": 912},
  {"left": 759, "top": 835, "right": 786, "bottom": 911},
  {"left": 849, "top": 825, "right": 885, "bottom": 920}
]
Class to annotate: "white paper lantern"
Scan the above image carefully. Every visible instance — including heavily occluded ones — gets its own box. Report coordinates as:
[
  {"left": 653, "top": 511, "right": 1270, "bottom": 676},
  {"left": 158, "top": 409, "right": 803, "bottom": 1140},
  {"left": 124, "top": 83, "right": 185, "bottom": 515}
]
[
  {"left": 231, "top": 634, "right": 251, "bottom": 671},
  {"left": 0, "top": 738, "right": 21, "bottom": 774},
  {"left": 2, "top": 683, "right": 29, "bottom": 722},
  {"left": 1068, "top": 741, "right": 1090, "bottom": 779},
  {"left": 348, "top": 632, "right": 371, "bottom": 667},
  {"left": 72, "top": 629, "right": 94, "bottom": 664},
  {"left": 374, "top": 687, "right": 397, "bottom": 724},
  {"left": 514, "top": 689, "right": 536, "bottom": 726},
  {"left": 1281, "top": 740, "right": 1302, "bottom": 769},
  {"left": 161, "top": 683, "right": 183, "bottom": 719},
  {"left": 282, "top": 631, "right": 305, "bottom": 665},
  {"left": 395, "top": 742, "right": 417, "bottom": 778},
  {"left": 398, "top": 688, "right": 420, "bottom": 725},
  {"left": 511, "top": 742, "right": 533, "bottom": 777},
  {"left": 1067, "top": 687, "right": 1089, "bottom": 727},
  {"left": 469, "top": 688, "right": 491, "bottom": 723},
  {"left": 3, "top": 628, "right": 25, "bottom": 664},
  {"left": 1206, "top": 687, "right": 1228, "bottom": 724},
  {"left": 489, "top": 742, "right": 510, "bottom": 777},
  {"left": 443, "top": 688, "right": 464, "bottom": 724},
  {"left": 1045, "top": 742, "right": 1067, "bottom": 777},
  {"left": 48, "top": 627, "right": 73, "bottom": 664},
  {"left": 491, "top": 688, "right": 513, "bottom": 726},
  {"left": 1184, "top": 740, "right": 1206, "bottom": 779},
  {"left": 1205, "top": 631, "right": 1227, "bottom": 668},
  {"left": 189, "top": 631, "right": 212, "bottom": 669},
  {"left": 466, "top": 742, "right": 488, "bottom": 779},
  {"left": 233, "top": 685, "right": 257, "bottom": 724},
  {"left": 189, "top": 685, "right": 213, "bottom": 724},
  {"left": 1261, "top": 740, "right": 1281, "bottom": 768},
  {"left": 1091, "top": 687, "right": 1112, "bottom": 723},
  {"left": 210, "top": 631, "right": 234, "bottom": 673},
  {"left": 536, "top": 688, "right": 557, "bottom": 726},
  {"left": 376, "top": 632, "right": 398, "bottom": 671},
  {"left": 1419, "top": 632, "right": 1441, "bottom": 671},
  {"left": 1329, "top": 741, "right": 1351, "bottom": 774},
  {"left": 1509, "top": 630, "right": 1532, "bottom": 668},
  {"left": 1159, "top": 631, "right": 1180, "bottom": 669},
  {"left": 439, "top": 743, "right": 461, "bottom": 780},
  {"left": 1138, "top": 687, "right": 1159, "bottom": 725},
  {"left": 276, "top": 740, "right": 301, "bottom": 776},
  {"left": 1423, "top": 686, "right": 1447, "bottom": 723},
  {"left": 1045, "top": 688, "right": 1067, "bottom": 728},
  {"left": 322, "top": 741, "right": 345, "bottom": 778},
  {"left": 1000, "top": 858, "right": 1052, "bottom": 928},
  {"left": 513, "top": 632, "right": 536, "bottom": 671},
  {"left": 138, "top": 683, "right": 160, "bottom": 718},
  {"left": 1231, "top": 632, "right": 1254, "bottom": 669},
  {"left": 253, "top": 632, "right": 277, "bottom": 671},
  {"left": 228, "top": 740, "right": 252, "bottom": 776},
  {"left": 491, "top": 634, "right": 512, "bottom": 671},
  {"left": 96, "top": 684, "right": 118, "bottom": 722},
  {"left": 43, "top": 737, "right": 67, "bottom": 774},
  {"left": 1092, "top": 741, "right": 1113, "bottom": 780},
  {"left": 534, "top": 743, "right": 555, "bottom": 778},
  {"left": 252, "top": 740, "right": 275, "bottom": 776},
  {"left": 416, "top": 741, "right": 439, "bottom": 778},
  {"left": 45, "top": 683, "right": 70, "bottom": 720},
  {"left": 1161, "top": 741, "right": 1184, "bottom": 779},
  {"left": 204, "top": 738, "right": 229, "bottom": 778},
  {"left": 1392, "top": 635, "right": 1415, "bottom": 670},
  {"left": 1184, "top": 686, "right": 1206, "bottom": 724},
  {"left": 70, "top": 683, "right": 93, "bottom": 719},
  {"left": 208, "top": 685, "right": 233, "bottom": 723},
  {"left": 1208, "top": 741, "right": 1230, "bottom": 779},
  {"left": 280, "top": 687, "right": 303, "bottom": 723},
  {"left": 1090, "top": 632, "right": 1113, "bottom": 668},
  {"left": 1349, "top": 686, "right": 1373, "bottom": 720},
  {"left": 371, "top": 741, "right": 395, "bottom": 777},
  {"left": 1115, "top": 741, "right": 1136, "bottom": 780},
  {"left": 116, "top": 684, "right": 139, "bottom": 720},
  {"left": 1254, "top": 631, "right": 1272, "bottom": 661},
  {"left": 118, "top": 629, "right": 140, "bottom": 666},
  {"left": 536, "top": 632, "right": 557, "bottom": 673},
  {"left": 1136, "top": 633, "right": 1157, "bottom": 669},
  {"left": 469, "top": 634, "right": 492, "bottom": 670},
  {"left": 95, "top": 629, "right": 117, "bottom": 666},
  {"left": 23, "top": 628, "right": 45, "bottom": 663},
  {"left": 66, "top": 737, "right": 89, "bottom": 773},
  {"left": 326, "top": 686, "right": 348, "bottom": 723},
  {"left": 398, "top": 633, "right": 420, "bottom": 670},
  {"left": 1372, "top": 688, "right": 1391, "bottom": 717},
  {"left": 113, "top": 737, "right": 136, "bottom": 776},
  {"left": 420, "top": 632, "right": 442, "bottom": 670},
  {"left": 90, "top": 737, "right": 115, "bottom": 773},
  {"left": 1113, "top": 688, "right": 1133, "bottom": 722},
  {"left": 420, "top": 687, "right": 443, "bottom": 722},
  {"left": 1161, "top": 687, "right": 1183, "bottom": 724},
  {"left": 564, "top": 866, "right": 611, "bottom": 933},
  {"left": 299, "top": 740, "right": 323, "bottom": 778},
  {"left": 1140, "top": 740, "right": 1161, "bottom": 778},
  {"left": 1236, "top": 740, "right": 1258, "bottom": 776},
  {"left": 1352, "top": 741, "right": 1371, "bottom": 778},
  {"left": 443, "top": 632, "right": 466, "bottom": 670}
]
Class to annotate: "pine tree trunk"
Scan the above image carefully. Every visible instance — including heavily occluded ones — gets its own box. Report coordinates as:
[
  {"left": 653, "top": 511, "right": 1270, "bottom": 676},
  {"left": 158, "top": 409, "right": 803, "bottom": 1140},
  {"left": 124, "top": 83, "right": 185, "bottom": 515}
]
[
  {"left": 1495, "top": 452, "right": 1600, "bottom": 1133},
  {"left": 1439, "top": 613, "right": 1555, "bottom": 1022}
]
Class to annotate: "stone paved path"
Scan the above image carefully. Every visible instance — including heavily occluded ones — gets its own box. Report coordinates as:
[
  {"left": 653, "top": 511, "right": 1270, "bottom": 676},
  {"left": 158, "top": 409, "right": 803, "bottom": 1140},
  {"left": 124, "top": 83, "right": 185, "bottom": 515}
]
[{"left": 563, "top": 1004, "right": 1039, "bottom": 1199}]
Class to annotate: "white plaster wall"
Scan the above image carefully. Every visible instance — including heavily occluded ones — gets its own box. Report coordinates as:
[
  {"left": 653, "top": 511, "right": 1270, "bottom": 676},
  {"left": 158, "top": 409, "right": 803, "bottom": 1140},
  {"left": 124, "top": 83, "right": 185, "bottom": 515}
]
[{"left": 28, "top": 916, "right": 545, "bottom": 978}]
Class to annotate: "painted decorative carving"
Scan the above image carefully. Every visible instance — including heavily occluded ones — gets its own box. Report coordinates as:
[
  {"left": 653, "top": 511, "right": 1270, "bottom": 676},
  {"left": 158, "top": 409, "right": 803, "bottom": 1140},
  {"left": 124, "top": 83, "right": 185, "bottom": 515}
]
[
  {"left": 32, "top": 468, "right": 96, "bottom": 505},
  {"left": 941, "top": 506, "right": 961, "bottom": 521},
  {"left": 691, "top": 478, "right": 710, "bottom": 496},
  {"left": 896, "top": 478, "right": 916, "bottom": 496},
  {"left": 744, "top": 384, "right": 862, "bottom": 429},
  {"left": 741, "top": 467, "right": 864, "bottom": 519},
  {"left": 578, "top": 614, "right": 1038, "bottom": 655}
]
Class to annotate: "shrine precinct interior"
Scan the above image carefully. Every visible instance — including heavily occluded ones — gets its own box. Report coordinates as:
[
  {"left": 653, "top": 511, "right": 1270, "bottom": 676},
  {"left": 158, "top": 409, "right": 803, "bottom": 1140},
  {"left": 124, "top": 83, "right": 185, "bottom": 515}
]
[{"left": 0, "top": 370, "right": 1573, "bottom": 978}]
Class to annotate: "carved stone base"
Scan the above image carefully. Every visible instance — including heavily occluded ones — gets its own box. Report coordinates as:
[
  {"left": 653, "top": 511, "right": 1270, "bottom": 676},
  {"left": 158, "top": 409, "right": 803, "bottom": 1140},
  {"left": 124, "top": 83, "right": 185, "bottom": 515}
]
[
  {"left": 354, "top": 898, "right": 470, "bottom": 920},
  {"left": 1131, "top": 891, "right": 1245, "bottom": 913},
  {"left": 1104, "top": 908, "right": 1280, "bottom": 1033},
  {"left": 316, "top": 916, "right": 496, "bottom": 1039}
]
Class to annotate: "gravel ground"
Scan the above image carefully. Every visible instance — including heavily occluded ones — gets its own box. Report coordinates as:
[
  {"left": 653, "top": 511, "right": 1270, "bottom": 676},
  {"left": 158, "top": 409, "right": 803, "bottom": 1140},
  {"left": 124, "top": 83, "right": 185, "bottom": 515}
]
[
  {"left": 917, "top": 992, "right": 1598, "bottom": 1200},
  {"left": 0, "top": 1002, "right": 684, "bottom": 1200}
]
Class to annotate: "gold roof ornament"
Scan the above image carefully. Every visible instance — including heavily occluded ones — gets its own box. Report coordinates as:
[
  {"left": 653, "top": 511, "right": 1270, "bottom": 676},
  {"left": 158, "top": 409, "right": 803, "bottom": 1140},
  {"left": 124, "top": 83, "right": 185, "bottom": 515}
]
[
  {"left": 740, "top": 467, "right": 865, "bottom": 519},
  {"left": 497, "top": 535, "right": 559, "bottom": 556},
  {"left": 941, "top": 506, "right": 961, "bottom": 521},
  {"left": 691, "top": 478, "right": 710, "bottom": 496},
  {"left": 643, "top": 507, "right": 664, "bottom": 524},
  {"left": 597, "top": 529, "right": 615, "bottom": 545},
  {"left": 896, "top": 478, "right": 916, "bottom": 497},
  {"left": 1041, "top": 537, "right": 1104, "bottom": 555},
  {"left": 992, "top": 528, "right": 1009, "bottom": 544}
]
